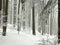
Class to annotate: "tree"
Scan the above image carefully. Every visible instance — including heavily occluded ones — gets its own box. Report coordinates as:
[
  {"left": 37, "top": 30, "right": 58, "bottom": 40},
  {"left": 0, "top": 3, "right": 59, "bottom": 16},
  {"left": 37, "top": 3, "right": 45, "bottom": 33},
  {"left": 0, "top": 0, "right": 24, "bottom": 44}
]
[
  {"left": 32, "top": 2, "right": 36, "bottom": 35},
  {"left": 21, "top": 0, "right": 25, "bottom": 4},
  {"left": 2, "top": 0, "right": 8, "bottom": 36},
  {"left": 0, "top": 0, "right": 2, "bottom": 10},
  {"left": 58, "top": 0, "right": 60, "bottom": 43},
  {"left": 17, "top": 0, "right": 20, "bottom": 34}
]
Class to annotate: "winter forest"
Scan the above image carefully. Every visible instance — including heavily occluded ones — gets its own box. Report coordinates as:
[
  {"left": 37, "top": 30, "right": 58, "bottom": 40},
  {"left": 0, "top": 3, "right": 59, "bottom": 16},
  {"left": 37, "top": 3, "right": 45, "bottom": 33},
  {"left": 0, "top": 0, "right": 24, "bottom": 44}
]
[{"left": 0, "top": 0, "right": 59, "bottom": 45}]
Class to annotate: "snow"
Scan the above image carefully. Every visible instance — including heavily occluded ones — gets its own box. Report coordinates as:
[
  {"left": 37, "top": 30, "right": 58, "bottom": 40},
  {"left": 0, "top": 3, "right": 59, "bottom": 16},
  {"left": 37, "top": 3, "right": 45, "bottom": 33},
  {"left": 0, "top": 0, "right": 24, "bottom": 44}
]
[
  {"left": 0, "top": 24, "right": 43, "bottom": 45},
  {"left": 0, "top": 24, "right": 58, "bottom": 45},
  {"left": 0, "top": 30, "right": 39, "bottom": 45},
  {"left": 59, "top": 43, "right": 60, "bottom": 45},
  {"left": 43, "top": 33, "right": 58, "bottom": 45}
]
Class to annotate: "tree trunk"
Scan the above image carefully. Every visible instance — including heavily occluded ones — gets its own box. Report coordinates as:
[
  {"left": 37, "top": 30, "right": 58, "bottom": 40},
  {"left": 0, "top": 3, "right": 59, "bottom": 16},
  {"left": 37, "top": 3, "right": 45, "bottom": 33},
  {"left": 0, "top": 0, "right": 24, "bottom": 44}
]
[
  {"left": 58, "top": 0, "right": 60, "bottom": 43},
  {"left": 17, "top": 0, "right": 20, "bottom": 34},
  {"left": 0, "top": 0, "right": 2, "bottom": 10},
  {"left": 2, "top": 0, "right": 8, "bottom": 36},
  {"left": 32, "top": 3, "right": 36, "bottom": 35}
]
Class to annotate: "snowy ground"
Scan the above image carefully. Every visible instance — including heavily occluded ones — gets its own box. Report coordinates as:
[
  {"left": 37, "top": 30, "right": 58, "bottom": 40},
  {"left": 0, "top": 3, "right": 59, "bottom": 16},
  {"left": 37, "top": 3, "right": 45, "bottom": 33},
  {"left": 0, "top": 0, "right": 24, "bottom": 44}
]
[
  {"left": 0, "top": 31, "right": 37, "bottom": 45},
  {"left": 0, "top": 24, "right": 43, "bottom": 45},
  {"left": 0, "top": 30, "right": 42, "bottom": 45},
  {"left": 0, "top": 24, "right": 58, "bottom": 45}
]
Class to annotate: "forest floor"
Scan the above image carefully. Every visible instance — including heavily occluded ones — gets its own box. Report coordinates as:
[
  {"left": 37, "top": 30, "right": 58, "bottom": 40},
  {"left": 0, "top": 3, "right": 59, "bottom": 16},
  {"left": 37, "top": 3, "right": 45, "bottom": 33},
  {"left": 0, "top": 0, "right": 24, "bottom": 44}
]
[{"left": 0, "top": 24, "right": 58, "bottom": 45}]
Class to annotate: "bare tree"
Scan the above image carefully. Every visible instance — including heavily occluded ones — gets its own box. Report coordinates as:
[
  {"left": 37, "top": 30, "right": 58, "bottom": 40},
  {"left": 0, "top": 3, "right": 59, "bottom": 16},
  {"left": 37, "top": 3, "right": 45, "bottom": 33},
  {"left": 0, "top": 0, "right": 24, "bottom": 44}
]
[
  {"left": 17, "top": 0, "right": 20, "bottom": 34},
  {"left": 2, "top": 0, "right": 8, "bottom": 36},
  {"left": 32, "top": 2, "right": 36, "bottom": 35},
  {"left": 0, "top": 0, "right": 2, "bottom": 10}
]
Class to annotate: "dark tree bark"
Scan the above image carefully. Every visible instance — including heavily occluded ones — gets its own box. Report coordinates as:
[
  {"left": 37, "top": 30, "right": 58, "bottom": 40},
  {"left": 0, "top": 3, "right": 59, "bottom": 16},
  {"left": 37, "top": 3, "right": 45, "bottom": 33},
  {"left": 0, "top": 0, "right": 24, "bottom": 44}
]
[
  {"left": 21, "top": 0, "right": 25, "bottom": 4},
  {"left": 32, "top": 3, "right": 36, "bottom": 35},
  {"left": 2, "top": 0, "right": 8, "bottom": 36},
  {"left": 0, "top": 0, "right": 2, "bottom": 10},
  {"left": 58, "top": 0, "right": 60, "bottom": 43},
  {"left": 18, "top": 0, "right": 20, "bottom": 14},
  {"left": 17, "top": 0, "right": 20, "bottom": 34}
]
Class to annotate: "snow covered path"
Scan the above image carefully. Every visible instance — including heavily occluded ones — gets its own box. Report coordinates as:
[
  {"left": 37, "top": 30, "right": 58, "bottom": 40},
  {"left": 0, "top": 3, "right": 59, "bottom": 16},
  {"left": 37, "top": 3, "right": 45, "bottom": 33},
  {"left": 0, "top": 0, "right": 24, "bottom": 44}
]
[
  {"left": 0, "top": 24, "right": 43, "bottom": 45},
  {"left": 0, "top": 30, "right": 43, "bottom": 45},
  {"left": 0, "top": 24, "right": 58, "bottom": 45}
]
